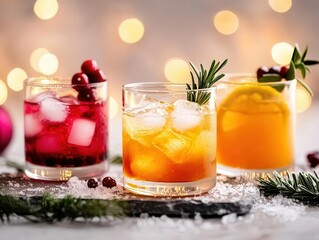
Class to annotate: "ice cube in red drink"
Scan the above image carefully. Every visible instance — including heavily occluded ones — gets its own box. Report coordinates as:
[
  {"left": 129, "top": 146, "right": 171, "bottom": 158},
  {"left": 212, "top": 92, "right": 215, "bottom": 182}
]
[{"left": 24, "top": 93, "right": 108, "bottom": 168}]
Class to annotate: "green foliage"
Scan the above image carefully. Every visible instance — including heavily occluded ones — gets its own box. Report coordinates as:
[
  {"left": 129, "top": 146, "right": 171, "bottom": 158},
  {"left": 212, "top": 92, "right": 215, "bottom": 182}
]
[
  {"left": 186, "top": 59, "right": 228, "bottom": 105},
  {"left": 0, "top": 193, "right": 125, "bottom": 223},
  {"left": 258, "top": 171, "right": 319, "bottom": 204}
]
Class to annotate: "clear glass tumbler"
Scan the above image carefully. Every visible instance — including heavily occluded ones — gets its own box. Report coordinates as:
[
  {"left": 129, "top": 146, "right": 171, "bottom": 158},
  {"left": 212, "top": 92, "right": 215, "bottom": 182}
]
[
  {"left": 216, "top": 74, "right": 296, "bottom": 176},
  {"left": 24, "top": 77, "right": 108, "bottom": 180},
  {"left": 122, "top": 82, "right": 217, "bottom": 196}
]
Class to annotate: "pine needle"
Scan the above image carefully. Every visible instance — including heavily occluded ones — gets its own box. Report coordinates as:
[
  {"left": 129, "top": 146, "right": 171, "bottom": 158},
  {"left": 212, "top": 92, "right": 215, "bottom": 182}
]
[
  {"left": 187, "top": 59, "right": 228, "bottom": 105},
  {"left": 258, "top": 171, "right": 319, "bottom": 204},
  {"left": 0, "top": 193, "right": 126, "bottom": 223}
]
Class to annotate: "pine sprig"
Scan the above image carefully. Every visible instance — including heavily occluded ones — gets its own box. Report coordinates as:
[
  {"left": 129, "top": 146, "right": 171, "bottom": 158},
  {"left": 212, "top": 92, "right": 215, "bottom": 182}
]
[
  {"left": 186, "top": 59, "right": 228, "bottom": 105},
  {"left": 258, "top": 171, "right": 319, "bottom": 204},
  {"left": 0, "top": 193, "right": 126, "bottom": 223}
]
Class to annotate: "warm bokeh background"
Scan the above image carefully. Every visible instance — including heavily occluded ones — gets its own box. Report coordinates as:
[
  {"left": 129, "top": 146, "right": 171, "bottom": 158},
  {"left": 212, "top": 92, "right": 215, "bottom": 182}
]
[{"left": 1, "top": 0, "right": 319, "bottom": 159}]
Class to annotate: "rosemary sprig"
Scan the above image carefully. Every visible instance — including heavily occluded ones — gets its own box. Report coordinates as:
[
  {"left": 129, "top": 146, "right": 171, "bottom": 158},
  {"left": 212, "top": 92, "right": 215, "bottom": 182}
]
[
  {"left": 258, "top": 171, "right": 319, "bottom": 204},
  {"left": 0, "top": 193, "right": 125, "bottom": 223},
  {"left": 186, "top": 59, "right": 228, "bottom": 105}
]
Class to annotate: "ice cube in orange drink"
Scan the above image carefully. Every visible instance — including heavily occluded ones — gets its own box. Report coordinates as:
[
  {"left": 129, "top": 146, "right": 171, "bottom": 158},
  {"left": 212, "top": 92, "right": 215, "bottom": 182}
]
[
  {"left": 122, "top": 100, "right": 216, "bottom": 183},
  {"left": 217, "top": 85, "right": 293, "bottom": 171}
]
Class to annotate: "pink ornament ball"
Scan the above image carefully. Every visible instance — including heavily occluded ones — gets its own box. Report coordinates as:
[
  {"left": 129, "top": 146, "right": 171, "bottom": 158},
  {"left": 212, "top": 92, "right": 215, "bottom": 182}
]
[{"left": 0, "top": 106, "right": 13, "bottom": 154}]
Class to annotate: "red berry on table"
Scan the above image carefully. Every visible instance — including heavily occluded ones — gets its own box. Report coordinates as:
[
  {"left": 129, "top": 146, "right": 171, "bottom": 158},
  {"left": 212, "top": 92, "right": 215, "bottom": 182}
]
[
  {"left": 307, "top": 151, "right": 319, "bottom": 168},
  {"left": 87, "top": 69, "right": 106, "bottom": 83},
  {"left": 81, "top": 60, "right": 98, "bottom": 74},
  {"left": 87, "top": 178, "right": 99, "bottom": 188},
  {"left": 102, "top": 176, "right": 117, "bottom": 188},
  {"left": 72, "top": 72, "right": 89, "bottom": 91},
  {"left": 257, "top": 66, "right": 269, "bottom": 78}
]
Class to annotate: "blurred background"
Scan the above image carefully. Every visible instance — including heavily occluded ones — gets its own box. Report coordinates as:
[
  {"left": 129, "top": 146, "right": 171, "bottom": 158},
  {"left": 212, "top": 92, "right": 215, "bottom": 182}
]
[{"left": 0, "top": 0, "right": 318, "bottom": 162}]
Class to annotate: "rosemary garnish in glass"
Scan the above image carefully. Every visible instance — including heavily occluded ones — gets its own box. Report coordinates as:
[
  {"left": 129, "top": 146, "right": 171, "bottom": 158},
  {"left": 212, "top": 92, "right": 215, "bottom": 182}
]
[{"left": 186, "top": 59, "right": 228, "bottom": 105}]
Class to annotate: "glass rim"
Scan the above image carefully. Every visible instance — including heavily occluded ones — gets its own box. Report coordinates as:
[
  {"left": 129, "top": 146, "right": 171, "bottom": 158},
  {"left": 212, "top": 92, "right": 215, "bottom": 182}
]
[
  {"left": 24, "top": 77, "right": 107, "bottom": 88},
  {"left": 122, "top": 82, "right": 216, "bottom": 93},
  {"left": 219, "top": 73, "right": 297, "bottom": 86}
]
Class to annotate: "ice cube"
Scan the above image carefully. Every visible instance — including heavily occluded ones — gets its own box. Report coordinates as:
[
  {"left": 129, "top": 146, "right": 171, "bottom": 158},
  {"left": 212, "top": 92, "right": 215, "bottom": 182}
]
[
  {"left": 152, "top": 129, "right": 192, "bottom": 162},
  {"left": 171, "top": 99, "right": 203, "bottom": 131},
  {"left": 128, "top": 98, "right": 169, "bottom": 116},
  {"left": 130, "top": 146, "right": 169, "bottom": 182},
  {"left": 68, "top": 118, "right": 96, "bottom": 147},
  {"left": 139, "top": 112, "right": 166, "bottom": 129},
  {"left": 35, "top": 134, "right": 63, "bottom": 153},
  {"left": 123, "top": 99, "right": 168, "bottom": 145},
  {"left": 24, "top": 113, "right": 42, "bottom": 137},
  {"left": 173, "top": 99, "right": 201, "bottom": 113},
  {"left": 60, "top": 95, "right": 80, "bottom": 105},
  {"left": 40, "top": 97, "right": 68, "bottom": 122},
  {"left": 32, "top": 91, "right": 56, "bottom": 103},
  {"left": 172, "top": 115, "right": 203, "bottom": 131}
]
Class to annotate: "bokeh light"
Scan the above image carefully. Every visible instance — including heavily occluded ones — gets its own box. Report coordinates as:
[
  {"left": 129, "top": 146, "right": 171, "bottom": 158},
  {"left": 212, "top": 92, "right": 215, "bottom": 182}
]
[
  {"left": 296, "top": 87, "right": 312, "bottom": 113},
  {"left": 34, "top": 0, "right": 59, "bottom": 20},
  {"left": 7, "top": 68, "right": 28, "bottom": 92},
  {"left": 109, "top": 96, "right": 119, "bottom": 119},
  {"left": 271, "top": 42, "right": 294, "bottom": 66},
  {"left": 38, "top": 53, "right": 59, "bottom": 75},
  {"left": 164, "top": 58, "right": 190, "bottom": 83},
  {"left": 30, "top": 48, "right": 50, "bottom": 72},
  {"left": 118, "top": 18, "right": 144, "bottom": 43},
  {"left": 213, "top": 10, "right": 239, "bottom": 35},
  {"left": 268, "top": 0, "right": 292, "bottom": 13},
  {"left": 0, "top": 80, "right": 8, "bottom": 105}
]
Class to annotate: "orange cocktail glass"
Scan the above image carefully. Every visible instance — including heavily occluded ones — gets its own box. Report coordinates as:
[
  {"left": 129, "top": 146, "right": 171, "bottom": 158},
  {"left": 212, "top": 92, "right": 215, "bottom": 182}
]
[
  {"left": 122, "top": 82, "right": 216, "bottom": 196},
  {"left": 216, "top": 75, "right": 296, "bottom": 175}
]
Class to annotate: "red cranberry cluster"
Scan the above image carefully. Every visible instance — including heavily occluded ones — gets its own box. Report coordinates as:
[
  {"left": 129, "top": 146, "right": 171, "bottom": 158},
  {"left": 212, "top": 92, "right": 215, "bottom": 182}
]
[
  {"left": 257, "top": 65, "right": 289, "bottom": 79},
  {"left": 72, "top": 60, "right": 107, "bottom": 102},
  {"left": 87, "top": 176, "right": 117, "bottom": 189},
  {"left": 307, "top": 151, "right": 319, "bottom": 168}
]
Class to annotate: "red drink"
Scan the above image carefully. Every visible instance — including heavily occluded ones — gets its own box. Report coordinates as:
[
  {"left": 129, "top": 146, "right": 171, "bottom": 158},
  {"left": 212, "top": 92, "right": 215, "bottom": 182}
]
[
  {"left": 24, "top": 77, "right": 108, "bottom": 180},
  {"left": 24, "top": 99, "right": 107, "bottom": 168}
]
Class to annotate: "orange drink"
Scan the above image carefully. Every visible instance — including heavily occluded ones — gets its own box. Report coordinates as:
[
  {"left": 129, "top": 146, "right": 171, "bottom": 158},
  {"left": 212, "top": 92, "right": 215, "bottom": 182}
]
[
  {"left": 122, "top": 83, "right": 216, "bottom": 196},
  {"left": 216, "top": 75, "right": 296, "bottom": 175}
]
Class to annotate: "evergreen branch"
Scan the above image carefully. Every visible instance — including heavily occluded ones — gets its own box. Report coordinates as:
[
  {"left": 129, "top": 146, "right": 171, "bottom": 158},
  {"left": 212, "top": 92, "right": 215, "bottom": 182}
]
[
  {"left": 0, "top": 193, "right": 126, "bottom": 223},
  {"left": 110, "top": 155, "right": 123, "bottom": 164},
  {"left": 186, "top": 59, "right": 228, "bottom": 105},
  {"left": 258, "top": 171, "right": 319, "bottom": 204}
]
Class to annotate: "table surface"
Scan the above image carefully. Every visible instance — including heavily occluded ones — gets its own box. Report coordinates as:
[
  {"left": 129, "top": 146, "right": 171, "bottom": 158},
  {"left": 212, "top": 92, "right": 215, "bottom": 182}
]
[{"left": 1, "top": 101, "right": 319, "bottom": 240}]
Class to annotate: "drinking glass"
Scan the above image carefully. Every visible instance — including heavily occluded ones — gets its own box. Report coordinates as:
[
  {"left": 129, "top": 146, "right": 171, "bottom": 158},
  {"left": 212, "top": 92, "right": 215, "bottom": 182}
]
[
  {"left": 122, "top": 82, "right": 217, "bottom": 196},
  {"left": 24, "top": 77, "right": 108, "bottom": 180},
  {"left": 216, "top": 74, "right": 296, "bottom": 176}
]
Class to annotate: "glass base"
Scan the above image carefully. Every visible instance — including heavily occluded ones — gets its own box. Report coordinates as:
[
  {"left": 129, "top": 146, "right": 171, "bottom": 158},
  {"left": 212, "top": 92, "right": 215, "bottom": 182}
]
[
  {"left": 217, "top": 164, "right": 293, "bottom": 179},
  {"left": 124, "top": 176, "right": 216, "bottom": 197},
  {"left": 25, "top": 161, "right": 108, "bottom": 181}
]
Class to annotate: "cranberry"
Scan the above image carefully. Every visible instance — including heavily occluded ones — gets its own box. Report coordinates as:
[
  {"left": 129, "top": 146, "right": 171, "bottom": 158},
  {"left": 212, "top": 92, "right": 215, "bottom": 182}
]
[
  {"left": 257, "top": 66, "right": 269, "bottom": 78},
  {"left": 77, "top": 88, "right": 95, "bottom": 102},
  {"left": 268, "top": 66, "right": 281, "bottom": 74},
  {"left": 87, "top": 178, "right": 99, "bottom": 188},
  {"left": 72, "top": 72, "right": 89, "bottom": 91},
  {"left": 81, "top": 60, "right": 98, "bottom": 74},
  {"left": 87, "top": 69, "right": 106, "bottom": 83},
  {"left": 102, "top": 176, "right": 117, "bottom": 188},
  {"left": 280, "top": 65, "right": 289, "bottom": 77},
  {"left": 307, "top": 151, "right": 319, "bottom": 168}
]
